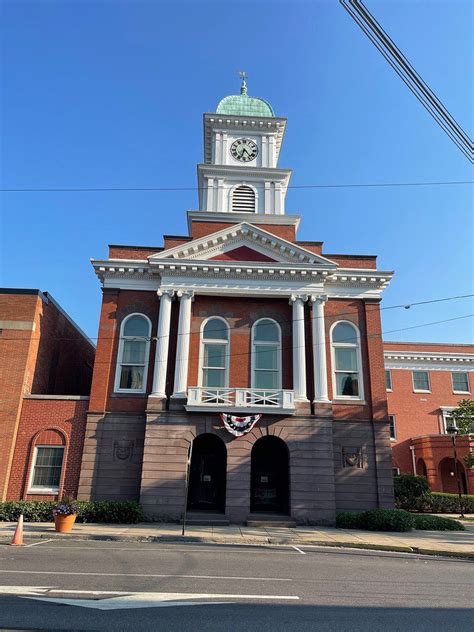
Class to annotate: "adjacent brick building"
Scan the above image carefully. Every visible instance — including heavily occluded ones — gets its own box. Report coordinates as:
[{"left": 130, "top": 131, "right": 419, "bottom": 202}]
[
  {"left": 385, "top": 342, "right": 473, "bottom": 494},
  {"left": 0, "top": 289, "right": 94, "bottom": 501}
]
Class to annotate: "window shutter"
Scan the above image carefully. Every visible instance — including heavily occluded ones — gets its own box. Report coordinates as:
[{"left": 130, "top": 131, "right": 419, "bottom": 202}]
[{"left": 232, "top": 185, "right": 255, "bottom": 213}]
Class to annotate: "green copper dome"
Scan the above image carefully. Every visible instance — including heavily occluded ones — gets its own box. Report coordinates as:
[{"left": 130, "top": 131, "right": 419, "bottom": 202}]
[{"left": 216, "top": 76, "right": 274, "bottom": 118}]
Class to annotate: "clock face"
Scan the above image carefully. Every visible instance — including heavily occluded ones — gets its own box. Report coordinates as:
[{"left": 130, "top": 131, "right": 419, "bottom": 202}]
[{"left": 230, "top": 138, "right": 258, "bottom": 162}]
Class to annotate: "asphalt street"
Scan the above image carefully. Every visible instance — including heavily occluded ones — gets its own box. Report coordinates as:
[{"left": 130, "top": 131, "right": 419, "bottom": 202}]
[{"left": 0, "top": 540, "right": 472, "bottom": 631}]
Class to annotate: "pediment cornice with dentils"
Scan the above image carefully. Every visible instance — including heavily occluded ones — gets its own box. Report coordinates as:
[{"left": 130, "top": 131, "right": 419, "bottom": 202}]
[{"left": 148, "top": 222, "right": 337, "bottom": 268}]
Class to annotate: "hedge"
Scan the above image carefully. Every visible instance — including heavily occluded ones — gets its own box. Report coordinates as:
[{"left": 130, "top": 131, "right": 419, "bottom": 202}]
[
  {"left": 394, "top": 474, "right": 474, "bottom": 513},
  {"left": 336, "top": 509, "right": 414, "bottom": 532},
  {"left": 411, "top": 514, "right": 465, "bottom": 531},
  {"left": 0, "top": 501, "right": 144, "bottom": 524}
]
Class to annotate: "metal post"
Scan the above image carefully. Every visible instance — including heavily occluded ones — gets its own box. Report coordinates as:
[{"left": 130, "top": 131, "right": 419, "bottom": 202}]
[
  {"left": 182, "top": 440, "right": 193, "bottom": 536},
  {"left": 451, "top": 435, "right": 464, "bottom": 518}
]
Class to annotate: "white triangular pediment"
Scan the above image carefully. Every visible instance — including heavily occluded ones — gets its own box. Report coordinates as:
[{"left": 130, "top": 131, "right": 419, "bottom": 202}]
[{"left": 149, "top": 222, "right": 337, "bottom": 267}]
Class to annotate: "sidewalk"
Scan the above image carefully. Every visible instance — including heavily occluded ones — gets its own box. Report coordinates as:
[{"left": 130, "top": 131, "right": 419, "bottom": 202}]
[{"left": 1, "top": 520, "right": 473, "bottom": 558}]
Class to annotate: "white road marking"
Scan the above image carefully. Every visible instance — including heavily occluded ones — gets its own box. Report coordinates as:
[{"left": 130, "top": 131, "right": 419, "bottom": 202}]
[
  {"left": 0, "top": 569, "right": 291, "bottom": 582},
  {"left": 0, "top": 586, "right": 299, "bottom": 611},
  {"left": 24, "top": 539, "right": 54, "bottom": 548},
  {"left": 25, "top": 592, "right": 299, "bottom": 610},
  {"left": 292, "top": 546, "right": 306, "bottom": 555}
]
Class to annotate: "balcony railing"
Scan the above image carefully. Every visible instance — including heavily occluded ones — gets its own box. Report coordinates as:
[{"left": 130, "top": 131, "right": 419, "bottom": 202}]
[{"left": 186, "top": 387, "right": 295, "bottom": 414}]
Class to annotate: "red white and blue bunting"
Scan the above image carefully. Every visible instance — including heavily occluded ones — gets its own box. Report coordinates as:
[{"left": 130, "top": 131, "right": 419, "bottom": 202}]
[{"left": 220, "top": 413, "right": 262, "bottom": 437}]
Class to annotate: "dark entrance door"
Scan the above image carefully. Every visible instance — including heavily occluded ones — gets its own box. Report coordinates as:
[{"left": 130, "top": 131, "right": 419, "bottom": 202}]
[
  {"left": 251, "top": 436, "right": 289, "bottom": 514},
  {"left": 187, "top": 434, "right": 226, "bottom": 512}
]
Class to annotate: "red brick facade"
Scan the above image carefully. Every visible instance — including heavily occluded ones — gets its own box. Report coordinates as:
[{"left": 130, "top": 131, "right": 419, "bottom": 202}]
[
  {"left": 385, "top": 341, "right": 473, "bottom": 493},
  {"left": 0, "top": 289, "right": 94, "bottom": 501}
]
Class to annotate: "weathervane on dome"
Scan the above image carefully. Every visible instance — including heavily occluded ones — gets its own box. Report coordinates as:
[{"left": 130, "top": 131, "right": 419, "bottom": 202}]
[{"left": 238, "top": 70, "right": 248, "bottom": 95}]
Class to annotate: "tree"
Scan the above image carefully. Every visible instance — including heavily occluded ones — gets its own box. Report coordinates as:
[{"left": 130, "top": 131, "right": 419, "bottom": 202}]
[
  {"left": 449, "top": 399, "right": 474, "bottom": 470},
  {"left": 449, "top": 399, "right": 474, "bottom": 436}
]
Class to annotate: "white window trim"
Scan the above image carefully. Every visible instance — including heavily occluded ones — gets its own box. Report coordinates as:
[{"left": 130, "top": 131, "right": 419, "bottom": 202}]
[
  {"left": 330, "top": 320, "right": 365, "bottom": 401},
  {"left": 412, "top": 370, "right": 431, "bottom": 393},
  {"left": 27, "top": 445, "right": 65, "bottom": 494},
  {"left": 388, "top": 414, "right": 397, "bottom": 441},
  {"left": 440, "top": 406, "right": 455, "bottom": 434},
  {"left": 114, "top": 313, "right": 152, "bottom": 394},
  {"left": 198, "top": 316, "right": 230, "bottom": 388},
  {"left": 251, "top": 318, "right": 282, "bottom": 390},
  {"left": 385, "top": 369, "right": 393, "bottom": 392},
  {"left": 451, "top": 371, "right": 470, "bottom": 395}
]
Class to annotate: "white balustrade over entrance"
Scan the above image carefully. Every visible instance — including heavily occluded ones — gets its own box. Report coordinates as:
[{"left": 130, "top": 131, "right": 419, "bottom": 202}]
[{"left": 186, "top": 387, "right": 295, "bottom": 415}]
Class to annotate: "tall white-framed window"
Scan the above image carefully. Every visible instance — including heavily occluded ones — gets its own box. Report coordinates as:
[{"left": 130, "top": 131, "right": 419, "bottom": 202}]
[
  {"left": 251, "top": 318, "right": 281, "bottom": 390},
  {"left": 440, "top": 407, "right": 455, "bottom": 433},
  {"left": 231, "top": 184, "right": 256, "bottom": 213},
  {"left": 330, "top": 321, "right": 364, "bottom": 400},
  {"left": 199, "top": 317, "right": 229, "bottom": 389},
  {"left": 114, "top": 313, "right": 152, "bottom": 393},
  {"left": 388, "top": 414, "right": 397, "bottom": 440},
  {"left": 28, "top": 445, "right": 65, "bottom": 494},
  {"left": 452, "top": 371, "right": 470, "bottom": 394},
  {"left": 385, "top": 369, "right": 393, "bottom": 391},
  {"left": 412, "top": 370, "right": 430, "bottom": 393}
]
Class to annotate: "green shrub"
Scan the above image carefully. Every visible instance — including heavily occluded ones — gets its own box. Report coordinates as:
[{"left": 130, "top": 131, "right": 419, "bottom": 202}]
[
  {"left": 337, "top": 508, "right": 415, "bottom": 532},
  {"left": 394, "top": 475, "right": 431, "bottom": 510},
  {"left": 412, "top": 514, "right": 465, "bottom": 531},
  {"left": 429, "top": 493, "right": 474, "bottom": 514},
  {"left": 0, "top": 500, "right": 143, "bottom": 524}
]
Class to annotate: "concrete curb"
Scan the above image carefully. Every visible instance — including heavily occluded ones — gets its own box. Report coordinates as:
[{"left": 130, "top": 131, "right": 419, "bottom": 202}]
[{"left": 1, "top": 532, "right": 473, "bottom": 559}]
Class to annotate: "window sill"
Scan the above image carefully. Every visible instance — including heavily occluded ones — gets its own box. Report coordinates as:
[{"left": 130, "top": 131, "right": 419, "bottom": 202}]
[
  {"left": 111, "top": 392, "right": 147, "bottom": 398},
  {"left": 386, "top": 389, "right": 393, "bottom": 393},
  {"left": 332, "top": 399, "right": 366, "bottom": 405},
  {"left": 27, "top": 489, "right": 59, "bottom": 495},
  {"left": 413, "top": 390, "right": 431, "bottom": 394},
  {"left": 453, "top": 391, "right": 470, "bottom": 395},
  {"left": 390, "top": 438, "right": 397, "bottom": 442}
]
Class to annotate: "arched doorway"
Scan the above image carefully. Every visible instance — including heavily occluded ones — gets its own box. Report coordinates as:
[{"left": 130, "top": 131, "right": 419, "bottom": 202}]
[
  {"left": 187, "top": 434, "right": 226, "bottom": 512},
  {"left": 417, "top": 458, "right": 428, "bottom": 479},
  {"left": 439, "top": 458, "right": 468, "bottom": 495},
  {"left": 251, "top": 436, "right": 289, "bottom": 514}
]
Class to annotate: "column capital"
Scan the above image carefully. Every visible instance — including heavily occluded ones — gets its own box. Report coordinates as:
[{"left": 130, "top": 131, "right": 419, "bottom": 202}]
[
  {"left": 176, "top": 289, "right": 195, "bottom": 300},
  {"left": 309, "top": 294, "right": 328, "bottom": 306},
  {"left": 289, "top": 293, "right": 308, "bottom": 305},
  {"left": 157, "top": 289, "right": 175, "bottom": 299}
]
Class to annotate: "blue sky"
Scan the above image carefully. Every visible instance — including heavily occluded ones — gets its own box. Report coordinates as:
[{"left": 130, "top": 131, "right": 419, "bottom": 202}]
[{"left": 1, "top": 0, "right": 472, "bottom": 343}]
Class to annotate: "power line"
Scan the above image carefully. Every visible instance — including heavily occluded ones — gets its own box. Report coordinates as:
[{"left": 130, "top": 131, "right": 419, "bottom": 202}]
[
  {"left": 2, "top": 293, "right": 473, "bottom": 343},
  {"left": 340, "top": 0, "right": 473, "bottom": 162},
  {"left": 1, "top": 180, "right": 473, "bottom": 193}
]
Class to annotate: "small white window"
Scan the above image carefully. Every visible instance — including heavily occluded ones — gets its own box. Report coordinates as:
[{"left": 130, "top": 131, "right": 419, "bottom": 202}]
[
  {"left": 115, "top": 314, "right": 151, "bottom": 393},
  {"left": 412, "top": 370, "right": 430, "bottom": 392},
  {"left": 452, "top": 372, "right": 470, "bottom": 394},
  {"left": 200, "top": 317, "right": 229, "bottom": 389},
  {"left": 252, "top": 319, "right": 281, "bottom": 390},
  {"left": 392, "top": 467, "right": 400, "bottom": 477},
  {"left": 231, "top": 185, "right": 256, "bottom": 213},
  {"left": 28, "top": 446, "right": 64, "bottom": 494},
  {"left": 388, "top": 415, "right": 396, "bottom": 440},
  {"left": 385, "top": 369, "right": 392, "bottom": 391},
  {"left": 331, "top": 321, "right": 364, "bottom": 400}
]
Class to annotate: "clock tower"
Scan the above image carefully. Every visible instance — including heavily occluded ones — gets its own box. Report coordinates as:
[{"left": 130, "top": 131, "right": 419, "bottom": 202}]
[{"left": 198, "top": 74, "right": 292, "bottom": 215}]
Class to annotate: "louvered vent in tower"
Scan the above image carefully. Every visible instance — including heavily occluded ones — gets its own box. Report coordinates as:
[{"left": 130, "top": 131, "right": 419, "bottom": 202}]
[{"left": 231, "top": 185, "right": 255, "bottom": 213}]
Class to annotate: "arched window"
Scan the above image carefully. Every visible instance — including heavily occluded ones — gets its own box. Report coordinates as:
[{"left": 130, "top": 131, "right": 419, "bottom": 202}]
[
  {"left": 231, "top": 185, "right": 256, "bottom": 213},
  {"left": 252, "top": 319, "right": 281, "bottom": 390},
  {"left": 330, "top": 321, "right": 363, "bottom": 399},
  {"left": 115, "top": 313, "right": 151, "bottom": 392},
  {"left": 200, "top": 317, "right": 229, "bottom": 389},
  {"left": 28, "top": 429, "right": 66, "bottom": 495}
]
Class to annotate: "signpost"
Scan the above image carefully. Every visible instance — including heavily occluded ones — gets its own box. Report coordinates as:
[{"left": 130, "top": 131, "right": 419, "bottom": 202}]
[{"left": 182, "top": 440, "right": 193, "bottom": 536}]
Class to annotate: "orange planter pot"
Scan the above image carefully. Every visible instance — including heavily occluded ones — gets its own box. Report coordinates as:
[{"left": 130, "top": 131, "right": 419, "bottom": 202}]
[{"left": 54, "top": 514, "right": 77, "bottom": 534}]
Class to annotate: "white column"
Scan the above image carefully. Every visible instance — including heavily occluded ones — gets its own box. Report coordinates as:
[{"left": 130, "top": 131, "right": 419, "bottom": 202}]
[
  {"left": 172, "top": 290, "right": 194, "bottom": 399},
  {"left": 310, "top": 294, "right": 329, "bottom": 403},
  {"left": 289, "top": 294, "right": 308, "bottom": 402},
  {"left": 222, "top": 133, "right": 228, "bottom": 165},
  {"left": 217, "top": 178, "right": 224, "bottom": 212},
  {"left": 269, "top": 135, "right": 276, "bottom": 166},
  {"left": 274, "top": 183, "right": 282, "bottom": 213},
  {"left": 206, "top": 177, "right": 215, "bottom": 211},
  {"left": 151, "top": 289, "right": 174, "bottom": 398},
  {"left": 264, "top": 181, "right": 271, "bottom": 214}
]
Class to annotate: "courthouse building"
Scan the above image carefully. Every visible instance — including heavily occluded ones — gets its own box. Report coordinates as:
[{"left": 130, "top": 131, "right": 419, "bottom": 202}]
[{"left": 77, "top": 80, "right": 396, "bottom": 524}]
